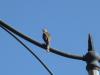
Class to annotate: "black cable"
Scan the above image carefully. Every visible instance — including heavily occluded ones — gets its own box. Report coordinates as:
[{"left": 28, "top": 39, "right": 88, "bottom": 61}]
[
  {"left": 0, "top": 20, "right": 84, "bottom": 60},
  {"left": 0, "top": 26, "right": 53, "bottom": 75}
]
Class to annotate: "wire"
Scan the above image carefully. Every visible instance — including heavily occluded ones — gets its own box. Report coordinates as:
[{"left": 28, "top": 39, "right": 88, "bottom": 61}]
[
  {"left": 0, "top": 20, "right": 84, "bottom": 60},
  {"left": 0, "top": 26, "right": 53, "bottom": 75}
]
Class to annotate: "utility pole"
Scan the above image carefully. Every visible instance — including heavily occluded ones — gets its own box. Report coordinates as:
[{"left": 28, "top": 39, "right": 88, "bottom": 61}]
[
  {"left": 83, "top": 34, "right": 100, "bottom": 75},
  {"left": 0, "top": 20, "right": 100, "bottom": 75}
]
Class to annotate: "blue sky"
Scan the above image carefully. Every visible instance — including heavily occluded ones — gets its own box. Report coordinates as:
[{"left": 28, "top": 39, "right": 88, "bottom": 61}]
[{"left": 0, "top": 0, "right": 100, "bottom": 75}]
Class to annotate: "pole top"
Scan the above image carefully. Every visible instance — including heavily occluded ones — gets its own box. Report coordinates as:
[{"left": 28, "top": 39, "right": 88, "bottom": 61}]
[{"left": 88, "top": 33, "right": 95, "bottom": 51}]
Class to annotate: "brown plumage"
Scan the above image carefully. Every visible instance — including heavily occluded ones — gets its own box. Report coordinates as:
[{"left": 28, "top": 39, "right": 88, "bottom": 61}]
[{"left": 42, "top": 29, "right": 51, "bottom": 52}]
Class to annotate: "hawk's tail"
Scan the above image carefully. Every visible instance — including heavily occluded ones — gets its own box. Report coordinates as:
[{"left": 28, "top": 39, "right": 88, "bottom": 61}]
[{"left": 47, "top": 45, "right": 50, "bottom": 52}]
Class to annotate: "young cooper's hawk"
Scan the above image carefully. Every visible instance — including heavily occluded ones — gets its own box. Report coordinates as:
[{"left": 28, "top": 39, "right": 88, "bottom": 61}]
[{"left": 42, "top": 29, "right": 51, "bottom": 52}]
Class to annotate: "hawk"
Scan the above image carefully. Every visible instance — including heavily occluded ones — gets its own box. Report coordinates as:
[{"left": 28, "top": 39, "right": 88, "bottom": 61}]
[{"left": 42, "top": 29, "right": 51, "bottom": 52}]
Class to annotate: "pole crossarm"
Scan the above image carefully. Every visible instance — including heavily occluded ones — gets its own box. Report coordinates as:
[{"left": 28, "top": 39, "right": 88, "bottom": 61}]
[{"left": 0, "top": 20, "right": 84, "bottom": 60}]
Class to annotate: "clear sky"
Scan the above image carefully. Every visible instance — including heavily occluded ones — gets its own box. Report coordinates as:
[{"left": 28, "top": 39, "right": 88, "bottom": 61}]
[{"left": 0, "top": 0, "right": 100, "bottom": 75}]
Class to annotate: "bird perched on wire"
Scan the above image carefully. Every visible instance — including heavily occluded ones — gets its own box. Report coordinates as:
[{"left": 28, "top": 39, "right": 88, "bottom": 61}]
[{"left": 42, "top": 28, "right": 51, "bottom": 52}]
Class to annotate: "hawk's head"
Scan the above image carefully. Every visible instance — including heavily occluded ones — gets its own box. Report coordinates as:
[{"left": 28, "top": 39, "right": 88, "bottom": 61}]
[{"left": 42, "top": 28, "right": 48, "bottom": 32}]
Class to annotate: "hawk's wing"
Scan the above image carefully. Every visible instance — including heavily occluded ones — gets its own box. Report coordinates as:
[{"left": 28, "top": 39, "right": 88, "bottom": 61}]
[{"left": 43, "top": 31, "right": 51, "bottom": 44}]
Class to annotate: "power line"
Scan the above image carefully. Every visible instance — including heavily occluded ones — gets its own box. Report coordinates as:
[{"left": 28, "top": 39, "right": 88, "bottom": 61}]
[
  {"left": 0, "top": 20, "right": 84, "bottom": 60},
  {"left": 0, "top": 26, "right": 53, "bottom": 75},
  {"left": 1, "top": 20, "right": 100, "bottom": 75}
]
